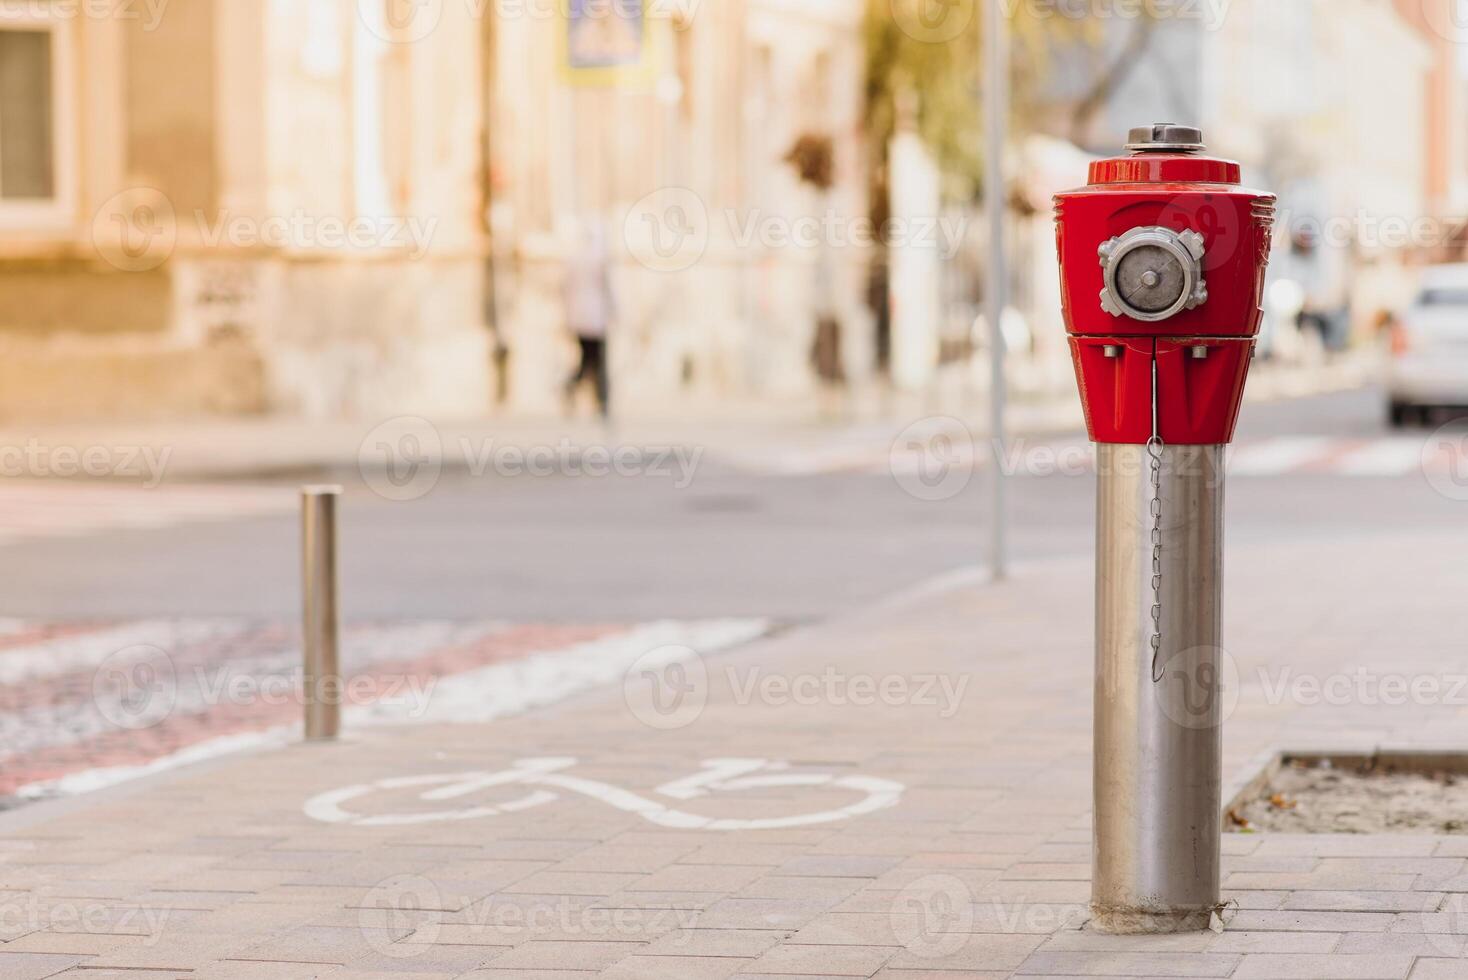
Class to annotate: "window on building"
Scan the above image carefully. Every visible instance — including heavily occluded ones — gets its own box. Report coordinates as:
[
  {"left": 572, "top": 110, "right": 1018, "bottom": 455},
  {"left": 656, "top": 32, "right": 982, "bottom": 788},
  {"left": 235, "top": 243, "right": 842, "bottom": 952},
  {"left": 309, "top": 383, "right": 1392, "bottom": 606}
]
[
  {"left": 0, "top": 12, "right": 73, "bottom": 232},
  {"left": 0, "top": 27, "right": 56, "bottom": 201}
]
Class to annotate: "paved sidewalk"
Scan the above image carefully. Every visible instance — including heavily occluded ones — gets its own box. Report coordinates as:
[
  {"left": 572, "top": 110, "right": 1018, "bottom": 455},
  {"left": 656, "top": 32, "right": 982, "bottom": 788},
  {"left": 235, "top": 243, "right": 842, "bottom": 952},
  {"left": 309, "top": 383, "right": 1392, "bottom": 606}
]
[{"left": 2, "top": 523, "right": 1465, "bottom": 978}]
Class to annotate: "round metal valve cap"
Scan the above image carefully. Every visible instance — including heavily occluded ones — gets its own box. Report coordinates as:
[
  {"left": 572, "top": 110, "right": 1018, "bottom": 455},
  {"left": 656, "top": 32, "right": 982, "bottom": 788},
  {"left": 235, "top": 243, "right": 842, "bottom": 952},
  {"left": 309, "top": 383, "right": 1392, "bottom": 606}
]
[
  {"left": 1097, "top": 226, "right": 1208, "bottom": 322},
  {"left": 1125, "top": 123, "right": 1205, "bottom": 153},
  {"left": 1113, "top": 242, "right": 1188, "bottom": 315}
]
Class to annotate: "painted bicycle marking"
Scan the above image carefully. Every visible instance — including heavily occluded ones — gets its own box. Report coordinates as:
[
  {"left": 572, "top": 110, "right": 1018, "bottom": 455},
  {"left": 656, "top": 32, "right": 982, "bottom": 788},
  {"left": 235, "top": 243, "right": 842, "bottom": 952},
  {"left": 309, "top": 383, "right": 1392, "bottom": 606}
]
[{"left": 304, "top": 757, "right": 904, "bottom": 830}]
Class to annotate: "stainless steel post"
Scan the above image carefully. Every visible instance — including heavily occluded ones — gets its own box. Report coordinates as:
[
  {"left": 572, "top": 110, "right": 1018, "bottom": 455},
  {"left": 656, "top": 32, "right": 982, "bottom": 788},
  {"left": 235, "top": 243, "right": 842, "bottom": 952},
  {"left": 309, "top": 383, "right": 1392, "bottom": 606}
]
[
  {"left": 1092, "top": 443, "right": 1224, "bottom": 934},
  {"left": 302, "top": 486, "right": 342, "bottom": 741}
]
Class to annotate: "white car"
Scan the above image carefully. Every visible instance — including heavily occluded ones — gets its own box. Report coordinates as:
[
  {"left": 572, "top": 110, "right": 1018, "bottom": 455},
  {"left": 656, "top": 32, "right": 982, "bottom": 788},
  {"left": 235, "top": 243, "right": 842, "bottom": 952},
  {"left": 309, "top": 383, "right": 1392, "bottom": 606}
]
[{"left": 1387, "top": 264, "right": 1468, "bottom": 427}]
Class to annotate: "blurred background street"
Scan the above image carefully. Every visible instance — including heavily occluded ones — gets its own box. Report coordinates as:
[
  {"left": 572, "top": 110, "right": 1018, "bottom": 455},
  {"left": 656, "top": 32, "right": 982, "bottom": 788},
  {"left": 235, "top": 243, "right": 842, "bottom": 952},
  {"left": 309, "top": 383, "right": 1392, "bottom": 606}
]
[{"left": 0, "top": 386, "right": 1455, "bottom": 623}]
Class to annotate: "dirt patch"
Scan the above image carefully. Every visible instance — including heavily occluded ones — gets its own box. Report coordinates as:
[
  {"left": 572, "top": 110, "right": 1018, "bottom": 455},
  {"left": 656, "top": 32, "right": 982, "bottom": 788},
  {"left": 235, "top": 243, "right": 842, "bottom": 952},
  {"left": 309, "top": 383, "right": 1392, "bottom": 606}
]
[{"left": 1230, "top": 756, "right": 1468, "bottom": 834}]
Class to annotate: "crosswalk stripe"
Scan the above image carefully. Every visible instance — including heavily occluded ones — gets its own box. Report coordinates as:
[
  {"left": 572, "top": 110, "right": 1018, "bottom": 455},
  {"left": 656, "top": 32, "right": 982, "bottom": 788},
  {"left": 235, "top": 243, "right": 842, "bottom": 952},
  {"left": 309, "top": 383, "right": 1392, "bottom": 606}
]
[
  {"left": 1226, "top": 437, "right": 1336, "bottom": 475},
  {"left": 1333, "top": 439, "right": 1425, "bottom": 477}
]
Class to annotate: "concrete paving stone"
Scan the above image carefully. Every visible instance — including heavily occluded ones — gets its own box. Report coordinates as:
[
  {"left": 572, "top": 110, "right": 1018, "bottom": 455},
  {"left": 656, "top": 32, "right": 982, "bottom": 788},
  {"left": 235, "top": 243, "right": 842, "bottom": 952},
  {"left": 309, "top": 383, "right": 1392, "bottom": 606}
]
[
  {"left": 971, "top": 879, "right": 1091, "bottom": 903},
  {"left": 1019, "top": 844, "right": 1091, "bottom": 863},
  {"left": 227, "top": 924, "right": 380, "bottom": 965},
  {"left": 1283, "top": 891, "right": 1442, "bottom": 913},
  {"left": 1410, "top": 874, "right": 1468, "bottom": 893},
  {"left": 1207, "top": 930, "right": 1343, "bottom": 953},
  {"left": 444, "top": 894, "right": 606, "bottom": 925},
  {"left": 872, "top": 972, "right": 1010, "bottom": 979},
  {"left": 400, "top": 922, "right": 520, "bottom": 947},
  {"left": 1227, "top": 910, "right": 1398, "bottom": 932},
  {"left": 911, "top": 833, "right": 1048, "bottom": 856},
  {"left": 1255, "top": 837, "right": 1441, "bottom": 859},
  {"left": 472, "top": 939, "right": 642, "bottom": 970},
  {"left": 898, "top": 853, "right": 1019, "bottom": 875},
  {"left": 745, "top": 941, "right": 897, "bottom": 975},
  {"left": 870, "top": 867, "right": 1004, "bottom": 892},
  {"left": 319, "top": 972, "right": 465, "bottom": 980},
  {"left": 629, "top": 865, "right": 771, "bottom": 893},
  {"left": 48, "top": 973, "right": 192, "bottom": 980},
  {"left": 167, "top": 869, "right": 296, "bottom": 892},
  {"left": 0, "top": 952, "right": 90, "bottom": 979},
  {"left": 734, "top": 876, "right": 868, "bottom": 903},
  {"left": 339, "top": 945, "right": 504, "bottom": 973},
  {"left": 1319, "top": 858, "right": 1466, "bottom": 877},
  {"left": 789, "top": 912, "right": 907, "bottom": 946},
  {"left": 549, "top": 845, "right": 695, "bottom": 874},
  {"left": 1223, "top": 836, "right": 1265, "bottom": 856},
  {"left": 458, "top": 972, "right": 601, "bottom": 980},
  {"left": 499, "top": 872, "right": 643, "bottom": 898},
  {"left": 1409, "top": 960, "right": 1468, "bottom": 980},
  {"left": 1230, "top": 953, "right": 1415, "bottom": 979},
  {"left": 884, "top": 932, "right": 1047, "bottom": 971},
  {"left": 1431, "top": 840, "right": 1468, "bottom": 858},
  {"left": 0, "top": 932, "right": 153, "bottom": 955},
  {"left": 773, "top": 856, "right": 904, "bottom": 879},
  {"left": 1001, "top": 862, "right": 1091, "bottom": 881},
  {"left": 678, "top": 844, "right": 813, "bottom": 866},
  {"left": 642, "top": 927, "right": 790, "bottom": 957},
  {"left": 592, "top": 890, "right": 724, "bottom": 913},
  {"left": 1231, "top": 890, "right": 1291, "bottom": 910},
  {"left": 600, "top": 954, "right": 755, "bottom": 979},
  {"left": 74, "top": 931, "right": 267, "bottom": 970},
  {"left": 1336, "top": 932, "right": 1465, "bottom": 956},
  {"left": 154, "top": 964, "right": 328, "bottom": 980},
  {"left": 1388, "top": 908, "right": 1468, "bottom": 934},
  {"left": 692, "top": 899, "right": 834, "bottom": 930},
  {"left": 1036, "top": 929, "right": 1219, "bottom": 952},
  {"left": 1223, "top": 872, "right": 1418, "bottom": 892},
  {"left": 1014, "top": 950, "right": 1241, "bottom": 976},
  {"left": 1223, "top": 856, "right": 1322, "bottom": 873},
  {"left": 134, "top": 889, "right": 252, "bottom": 910}
]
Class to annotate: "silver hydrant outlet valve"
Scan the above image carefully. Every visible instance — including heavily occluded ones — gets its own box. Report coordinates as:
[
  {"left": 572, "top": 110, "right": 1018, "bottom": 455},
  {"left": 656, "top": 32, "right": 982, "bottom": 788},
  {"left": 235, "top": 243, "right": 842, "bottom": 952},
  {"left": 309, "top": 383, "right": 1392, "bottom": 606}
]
[{"left": 1097, "top": 226, "right": 1208, "bottom": 322}]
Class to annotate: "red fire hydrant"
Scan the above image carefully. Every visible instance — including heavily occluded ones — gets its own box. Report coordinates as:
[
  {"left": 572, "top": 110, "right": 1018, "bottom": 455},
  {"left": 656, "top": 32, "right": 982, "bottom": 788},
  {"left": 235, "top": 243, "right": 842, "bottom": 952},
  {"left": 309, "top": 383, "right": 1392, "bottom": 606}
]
[{"left": 1054, "top": 124, "right": 1275, "bottom": 934}]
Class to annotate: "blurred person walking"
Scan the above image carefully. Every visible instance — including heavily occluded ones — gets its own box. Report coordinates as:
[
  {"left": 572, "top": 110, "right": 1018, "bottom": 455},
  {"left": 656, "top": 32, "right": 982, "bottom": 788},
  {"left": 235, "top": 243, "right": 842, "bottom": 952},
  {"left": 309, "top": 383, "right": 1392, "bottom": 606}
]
[{"left": 564, "top": 220, "right": 616, "bottom": 419}]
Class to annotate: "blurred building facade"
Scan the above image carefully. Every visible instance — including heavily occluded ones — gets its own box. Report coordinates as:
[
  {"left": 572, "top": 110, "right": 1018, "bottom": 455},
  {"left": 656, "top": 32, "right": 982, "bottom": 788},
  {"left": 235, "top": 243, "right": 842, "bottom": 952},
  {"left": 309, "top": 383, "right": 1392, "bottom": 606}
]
[{"left": 0, "top": 0, "right": 871, "bottom": 422}]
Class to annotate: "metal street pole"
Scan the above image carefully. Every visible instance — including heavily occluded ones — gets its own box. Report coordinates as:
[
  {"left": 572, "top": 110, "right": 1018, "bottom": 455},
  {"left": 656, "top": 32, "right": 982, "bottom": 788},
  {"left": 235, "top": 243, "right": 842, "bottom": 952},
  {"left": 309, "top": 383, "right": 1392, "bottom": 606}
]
[
  {"left": 302, "top": 485, "right": 342, "bottom": 741},
  {"left": 983, "top": 0, "right": 1009, "bottom": 580}
]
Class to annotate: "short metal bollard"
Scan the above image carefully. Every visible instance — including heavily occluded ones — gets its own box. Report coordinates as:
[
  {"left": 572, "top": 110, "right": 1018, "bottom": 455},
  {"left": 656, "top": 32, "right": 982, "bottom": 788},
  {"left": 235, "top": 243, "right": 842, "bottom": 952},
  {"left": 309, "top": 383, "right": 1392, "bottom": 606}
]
[{"left": 301, "top": 485, "right": 342, "bottom": 741}]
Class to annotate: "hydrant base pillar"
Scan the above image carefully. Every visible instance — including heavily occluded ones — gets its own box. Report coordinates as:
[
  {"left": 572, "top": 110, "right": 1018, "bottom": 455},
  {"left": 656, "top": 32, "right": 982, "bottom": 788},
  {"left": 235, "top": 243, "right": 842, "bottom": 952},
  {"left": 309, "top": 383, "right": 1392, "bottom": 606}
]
[
  {"left": 1091, "top": 443, "right": 1225, "bottom": 934},
  {"left": 1089, "top": 906, "right": 1215, "bottom": 936}
]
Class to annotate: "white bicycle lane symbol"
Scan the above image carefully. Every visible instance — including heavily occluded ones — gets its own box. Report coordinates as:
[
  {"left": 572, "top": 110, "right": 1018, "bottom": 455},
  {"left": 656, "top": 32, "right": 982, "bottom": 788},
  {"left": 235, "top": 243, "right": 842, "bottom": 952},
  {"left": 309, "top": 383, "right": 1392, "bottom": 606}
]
[{"left": 304, "top": 757, "right": 905, "bottom": 831}]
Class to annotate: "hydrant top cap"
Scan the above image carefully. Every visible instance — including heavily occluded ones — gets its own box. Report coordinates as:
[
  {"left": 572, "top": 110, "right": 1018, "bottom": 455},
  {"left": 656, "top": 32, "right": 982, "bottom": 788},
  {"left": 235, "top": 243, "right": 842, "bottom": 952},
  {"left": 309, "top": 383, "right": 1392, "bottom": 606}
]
[{"left": 1125, "top": 123, "right": 1205, "bottom": 154}]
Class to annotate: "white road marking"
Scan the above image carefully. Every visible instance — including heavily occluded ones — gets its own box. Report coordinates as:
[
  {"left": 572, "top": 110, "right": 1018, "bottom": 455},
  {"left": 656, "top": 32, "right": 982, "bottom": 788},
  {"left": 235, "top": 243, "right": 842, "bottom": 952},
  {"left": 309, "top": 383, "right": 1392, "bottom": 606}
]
[
  {"left": 304, "top": 757, "right": 905, "bottom": 831},
  {"left": 0, "top": 620, "right": 244, "bottom": 686},
  {"left": 1225, "top": 437, "right": 1336, "bottom": 475},
  {"left": 1333, "top": 439, "right": 1425, "bottom": 476},
  {"left": 14, "top": 726, "right": 293, "bottom": 803},
  {"left": 352, "top": 618, "right": 770, "bottom": 726}
]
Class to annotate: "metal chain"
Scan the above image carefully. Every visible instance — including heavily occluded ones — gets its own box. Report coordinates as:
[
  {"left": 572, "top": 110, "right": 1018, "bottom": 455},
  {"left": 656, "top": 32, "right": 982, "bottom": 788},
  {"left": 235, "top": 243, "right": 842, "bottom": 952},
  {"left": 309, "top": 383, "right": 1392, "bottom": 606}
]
[{"left": 1147, "top": 352, "right": 1165, "bottom": 683}]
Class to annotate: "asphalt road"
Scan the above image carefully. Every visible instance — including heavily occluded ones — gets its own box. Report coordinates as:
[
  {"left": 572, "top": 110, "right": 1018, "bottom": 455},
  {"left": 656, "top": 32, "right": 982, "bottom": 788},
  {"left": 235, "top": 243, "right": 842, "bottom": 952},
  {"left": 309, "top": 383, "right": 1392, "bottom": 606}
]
[{"left": 1, "top": 387, "right": 1458, "bottom": 622}]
